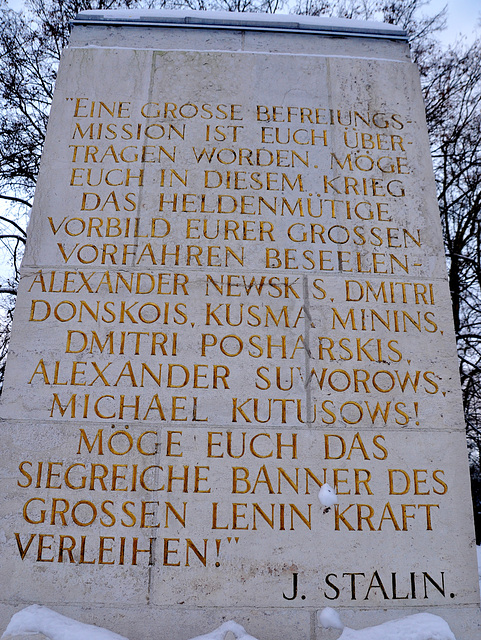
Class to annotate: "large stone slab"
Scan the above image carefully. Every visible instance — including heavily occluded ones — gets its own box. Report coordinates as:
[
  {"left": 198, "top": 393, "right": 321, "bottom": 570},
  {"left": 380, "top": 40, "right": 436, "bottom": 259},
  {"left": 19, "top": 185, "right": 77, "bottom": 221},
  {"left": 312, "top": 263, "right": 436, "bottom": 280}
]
[{"left": 0, "top": 10, "right": 479, "bottom": 640}]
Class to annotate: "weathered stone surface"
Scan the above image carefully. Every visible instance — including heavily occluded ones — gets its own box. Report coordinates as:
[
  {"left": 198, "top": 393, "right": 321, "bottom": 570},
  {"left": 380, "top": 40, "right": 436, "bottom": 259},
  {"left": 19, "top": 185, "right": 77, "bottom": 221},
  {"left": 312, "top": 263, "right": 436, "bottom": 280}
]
[{"left": 0, "top": 10, "right": 479, "bottom": 640}]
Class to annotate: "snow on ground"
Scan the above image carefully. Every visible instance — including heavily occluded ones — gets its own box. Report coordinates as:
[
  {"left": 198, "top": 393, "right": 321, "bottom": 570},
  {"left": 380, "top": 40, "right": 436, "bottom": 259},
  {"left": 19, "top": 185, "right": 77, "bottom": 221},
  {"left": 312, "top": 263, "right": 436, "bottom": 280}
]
[
  {"left": 187, "top": 620, "right": 259, "bottom": 640},
  {"left": 1, "top": 605, "right": 128, "bottom": 640},
  {"left": 318, "top": 611, "right": 456, "bottom": 639},
  {"left": 2, "top": 547, "right": 480, "bottom": 640},
  {"left": 318, "top": 607, "right": 344, "bottom": 630},
  {"left": 0, "top": 607, "right": 459, "bottom": 640}
]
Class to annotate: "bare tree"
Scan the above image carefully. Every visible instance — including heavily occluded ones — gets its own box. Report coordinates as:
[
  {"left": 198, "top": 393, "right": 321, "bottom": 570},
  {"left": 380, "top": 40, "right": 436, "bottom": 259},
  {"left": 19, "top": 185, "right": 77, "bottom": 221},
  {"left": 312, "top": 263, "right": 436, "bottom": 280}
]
[{"left": 425, "top": 40, "right": 481, "bottom": 537}]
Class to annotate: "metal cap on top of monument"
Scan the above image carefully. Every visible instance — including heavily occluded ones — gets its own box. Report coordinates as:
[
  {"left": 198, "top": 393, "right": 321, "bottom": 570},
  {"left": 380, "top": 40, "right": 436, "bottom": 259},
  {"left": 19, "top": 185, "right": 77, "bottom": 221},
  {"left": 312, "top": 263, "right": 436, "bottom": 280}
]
[
  {"left": 0, "top": 9, "right": 479, "bottom": 640},
  {"left": 71, "top": 10, "right": 407, "bottom": 39}
]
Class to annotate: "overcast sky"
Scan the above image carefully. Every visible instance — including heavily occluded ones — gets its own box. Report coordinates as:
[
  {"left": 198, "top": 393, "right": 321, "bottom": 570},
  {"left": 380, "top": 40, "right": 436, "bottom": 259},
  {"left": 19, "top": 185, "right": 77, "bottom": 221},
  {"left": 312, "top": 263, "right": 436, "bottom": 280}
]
[{"left": 430, "top": 0, "right": 480, "bottom": 44}]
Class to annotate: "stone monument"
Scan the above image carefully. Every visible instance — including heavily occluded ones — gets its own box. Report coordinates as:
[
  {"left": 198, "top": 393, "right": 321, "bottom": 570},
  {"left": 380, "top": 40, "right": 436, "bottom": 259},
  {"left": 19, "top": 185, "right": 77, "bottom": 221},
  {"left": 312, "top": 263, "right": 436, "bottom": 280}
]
[{"left": 0, "top": 10, "right": 479, "bottom": 640}]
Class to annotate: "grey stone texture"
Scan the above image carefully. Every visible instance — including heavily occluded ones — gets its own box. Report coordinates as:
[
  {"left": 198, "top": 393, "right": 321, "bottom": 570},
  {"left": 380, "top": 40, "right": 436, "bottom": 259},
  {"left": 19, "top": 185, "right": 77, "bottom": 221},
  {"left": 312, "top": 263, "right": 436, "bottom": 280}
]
[{"left": 0, "top": 10, "right": 479, "bottom": 640}]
